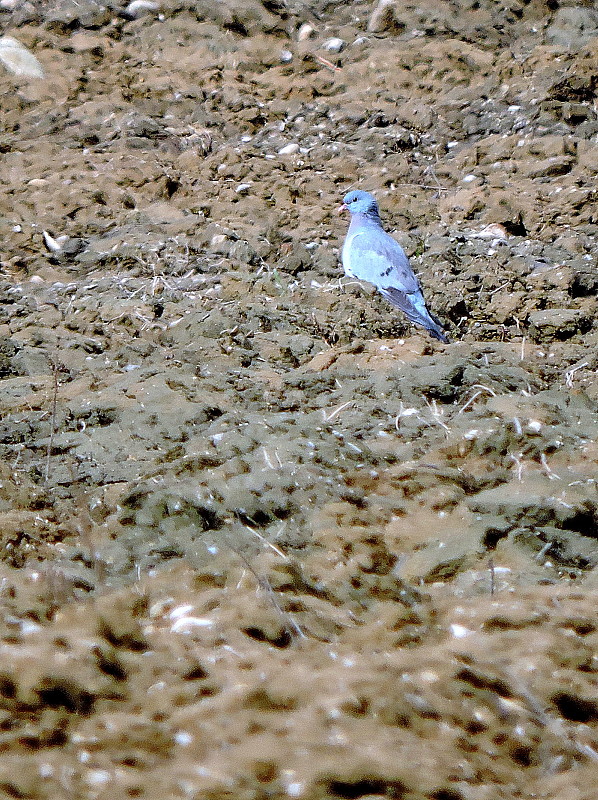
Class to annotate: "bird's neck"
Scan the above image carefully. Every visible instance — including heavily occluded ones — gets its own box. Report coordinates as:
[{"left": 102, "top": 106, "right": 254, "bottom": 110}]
[{"left": 349, "top": 211, "right": 382, "bottom": 230}]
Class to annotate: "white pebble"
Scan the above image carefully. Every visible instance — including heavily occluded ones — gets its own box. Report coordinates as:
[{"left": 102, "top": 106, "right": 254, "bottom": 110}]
[
  {"left": 126, "top": 0, "right": 159, "bottom": 16},
  {"left": 235, "top": 182, "right": 251, "bottom": 194},
  {"left": 278, "top": 143, "right": 299, "bottom": 155},
  {"left": 280, "top": 49, "right": 293, "bottom": 63},
  {"left": 169, "top": 604, "right": 194, "bottom": 620},
  {"left": 450, "top": 624, "right": 473, "bottom": 639},
  {"left": 21, "top": 619, "right": 42, "bottom": 634},
  {"left": 42, "top": 230, "right": 64, "bottom": 253},
  {"left": 0, "top": 36, "right": 44, "bottom": 79},
  {"left": 174, "top": 731, "right": 193, "bottom": 746},
  {"left": 368, "top": 0, "right": 397, "bottom": 33},
  {"left": 86, "top": 770, "right": 111, "bottom": 786},
  {"left": 171, "top": 616, "right": 213, "bottom": 633},
  {"left": 323, "top": 37, "right": 345, "bottom": 52},
  {"left": 471, "top": 223, "right": 509, "bottom": 240},
  {"left": 297, "top": 23, "right": 315, "bottom": 41}
]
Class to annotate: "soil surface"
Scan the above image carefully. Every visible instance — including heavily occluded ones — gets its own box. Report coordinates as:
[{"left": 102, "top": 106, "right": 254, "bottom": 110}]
[{"left": 0, "top": 1, "right": 597, "bottom": 798}]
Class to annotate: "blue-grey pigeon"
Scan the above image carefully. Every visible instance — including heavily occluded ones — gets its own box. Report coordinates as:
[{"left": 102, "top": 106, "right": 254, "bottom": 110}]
[{"left": 339, "top": 190, "right": 448, "bottom": 343}]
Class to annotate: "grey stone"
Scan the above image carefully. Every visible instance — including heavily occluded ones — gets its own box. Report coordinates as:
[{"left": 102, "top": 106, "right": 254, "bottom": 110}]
[
  {"left": 528, "top": 309, "right": 591, "bottom": 342},
  {"left": 546, "top": 7, "right": 598, "bottom": 49}
]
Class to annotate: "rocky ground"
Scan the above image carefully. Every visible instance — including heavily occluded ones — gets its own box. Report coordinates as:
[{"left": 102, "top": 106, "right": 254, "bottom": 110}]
[{"left": 0, "top": 1, "right": 597, "bottom": 798}]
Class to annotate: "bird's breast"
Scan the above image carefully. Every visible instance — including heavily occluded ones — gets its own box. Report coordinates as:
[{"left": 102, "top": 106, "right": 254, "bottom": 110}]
[{"left": 341, "top": 228, "right": 367, "bottom": 277}]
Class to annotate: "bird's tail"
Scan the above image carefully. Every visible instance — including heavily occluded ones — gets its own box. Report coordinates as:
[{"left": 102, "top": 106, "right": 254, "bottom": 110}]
[
  {"left": 379, "top": 286, "right": 449, "bottom": 344},
  {"left": 427, "top": 324, "right": 450, "bottom": 344}
]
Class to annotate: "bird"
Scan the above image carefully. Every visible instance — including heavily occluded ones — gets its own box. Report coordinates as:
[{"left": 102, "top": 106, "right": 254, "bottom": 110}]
[{"left": 339, "top": 190, "right": 449, "bottom": 343}]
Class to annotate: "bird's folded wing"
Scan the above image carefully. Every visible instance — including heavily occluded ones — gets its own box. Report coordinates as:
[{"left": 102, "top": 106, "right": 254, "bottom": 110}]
[
  {"left": 378, "top": 286, "right": 433, "bottom": 327},
  {"left": 348, "top": 232, "right": 419, "bottom": 293}
]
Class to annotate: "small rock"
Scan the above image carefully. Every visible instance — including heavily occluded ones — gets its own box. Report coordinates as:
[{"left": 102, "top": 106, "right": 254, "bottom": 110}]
[
  {"left": 235, "top": 183, "right": 251, "bottom": 195},
  {"left": 323, "top": 38, "right": 345, "bottom": 53},
  {"left": 368, "top": 0, "right": 403, "bottom": 34},
  {"left": 570, "top": 267, "right": 598, "bottom": 297},
  {"left": 278, "top": 243, "right": 311, "bottom": 275},
  {"left": 125, "top": 0, "right": 160, "bottom": 17},
  {"left": 487, "top": 291, "right": 526, "bottom": 325},
  {"left": 280, "top": 49, "right": 293, "bottom": 63},
  {"left": 42, "top": 230, "right": 67, "bottom": 253},
  {"left": 0, "top": 36, "right": 44, "bottom": 79},
  {"left": 46, "top": 0, "right": 112, "bottom": 30},
  {"left": 524, "top": 156, "right": 575, "bottom": 179},
  {"left": 65, "top": 33, "right": 105, "bottom": 54},
  {"left": 210, "top": 234, "right": 229, "bottom": 252},
  {"left": 546, "top": 7, "right": 598, "bottom": 49},
  {"left": 228, "top": 240, "right": 258, "bottom": 264},
  {"left": 528, "top": 309, "right": 590, "bottom": 342},
  {"left": 470, "top": 224, "right": 509, "bottom": 240},
  {"left": 466, "top": 483, "right": 548, "bottom": 522},
  {"left": 297, "top": 23, "right": 315, "bottom": 41},
  {"left": 278, "top": 143, "right": 299, "bottom": 155}
]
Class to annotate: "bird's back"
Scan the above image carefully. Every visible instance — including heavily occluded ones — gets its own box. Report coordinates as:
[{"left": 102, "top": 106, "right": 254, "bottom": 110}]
[{"left": 343, "top": 213, "right": 420, "bottom": 294}]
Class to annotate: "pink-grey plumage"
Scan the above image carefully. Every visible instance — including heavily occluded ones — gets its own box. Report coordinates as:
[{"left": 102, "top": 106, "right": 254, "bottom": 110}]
[{"left": 340, "top": 190, "right": 448, "bottom": 343}]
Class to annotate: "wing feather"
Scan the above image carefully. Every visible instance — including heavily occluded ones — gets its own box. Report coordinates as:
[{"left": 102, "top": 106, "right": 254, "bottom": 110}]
[
  {"left": 346, "top": 230, "right": 419, "bottom": 293},
  {"left": 380, "top": 287, "right": 448, "bottom": 342}
]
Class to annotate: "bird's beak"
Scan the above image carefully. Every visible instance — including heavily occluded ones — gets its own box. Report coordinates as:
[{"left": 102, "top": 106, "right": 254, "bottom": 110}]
[{"left": 337, "top": 203, "right": 347, "bottom": 214}]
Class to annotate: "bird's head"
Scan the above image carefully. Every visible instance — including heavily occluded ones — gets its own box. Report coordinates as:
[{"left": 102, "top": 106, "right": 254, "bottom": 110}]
[{"left": 339, "top": 190, "right": 380, "bottom": 218}]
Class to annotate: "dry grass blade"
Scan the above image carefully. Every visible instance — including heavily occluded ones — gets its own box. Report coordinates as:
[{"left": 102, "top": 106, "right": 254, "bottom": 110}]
[
  {"left": 457, "top": 384, "right": 497, "bottom": 414},
  {"left": 233, "top": 547, "right": 306, "bottom": 641},
  {"left": 423, "top": 396, "right": 450, "bottom": 432},
  {"left": 44, "top": 357, "right": 60, "bottom": 484},
  {"left": 540, "top": 452, "right": 561, "bottom": 480},
  {"left": 565, "top": 362, "right": 588, "bottom": 389},
  {"left": 314, "top": 54, "right": 341, "bottom": 72},
  {"left": 323, "top": 400, "right": 354, "bottom": 423},
  {"left": 243, "top": 524, "right": 289, "bottom": 561},
  {"left": 505, "top": 668, "right": 598, "bottom": 765}
]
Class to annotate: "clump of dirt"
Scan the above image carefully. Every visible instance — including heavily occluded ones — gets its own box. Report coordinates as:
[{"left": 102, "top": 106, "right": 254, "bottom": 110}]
[{"left": 0, "top": 1, "right": 596, "bottom": 798}]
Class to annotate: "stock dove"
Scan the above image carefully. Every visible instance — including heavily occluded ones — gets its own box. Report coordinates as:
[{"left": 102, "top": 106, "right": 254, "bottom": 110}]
[{"left": 339, "top": 190, "right": 448, "bottom": 343}]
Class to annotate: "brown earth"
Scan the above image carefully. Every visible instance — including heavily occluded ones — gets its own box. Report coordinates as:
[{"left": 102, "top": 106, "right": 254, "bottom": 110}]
[{"left": 0, "top": 1, "right": 597, "bottom": 798}]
